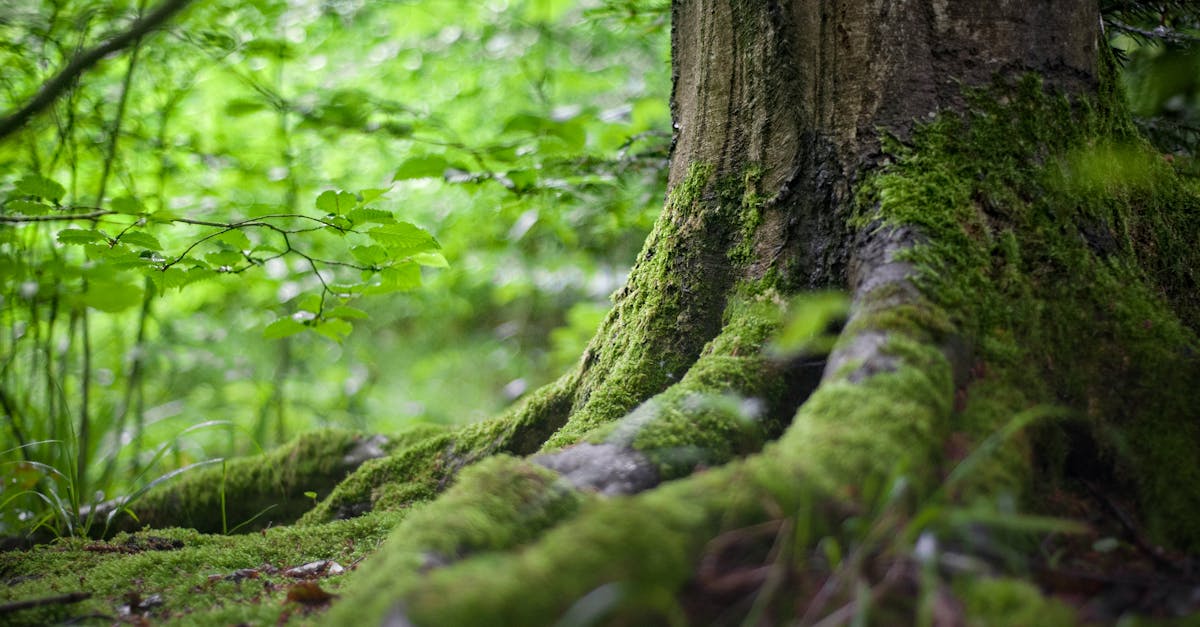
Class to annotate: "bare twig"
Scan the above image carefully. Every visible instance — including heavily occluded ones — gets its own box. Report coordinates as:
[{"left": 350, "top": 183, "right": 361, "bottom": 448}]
[
  {"left": 0, "top": 211, "right": 110, "bottom": 223},
  {"left": 1107, "top": 18, "right": 1200, "bottom": 44},
  {"left": 0, "top": 0, "right": 197, "bottom": 141},
  {"left": 0, "top": 592, "right": 90, "bottom": 615}
]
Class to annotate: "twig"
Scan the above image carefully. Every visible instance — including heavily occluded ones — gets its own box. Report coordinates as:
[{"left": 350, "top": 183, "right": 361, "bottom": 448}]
[
  {"left": 0, "top": 211, "right": 111, "bottom": 223},
  {"left": 1107, "top": 18, "right": 1200, "bottom": 44},
  {"left": 0, "top": 592, "right": 91, "bottom": 615},
  {"left": 0, "top": 0, "right": 197, "bottom": 140}
]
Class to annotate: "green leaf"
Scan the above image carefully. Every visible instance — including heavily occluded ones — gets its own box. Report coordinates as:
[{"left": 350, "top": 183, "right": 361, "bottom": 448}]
[
  {"left": 15, "top": 174, "right": 65, "bottom": 202},
  {"left": 347, "top": 207, "right": 395, "bottom": 225},
  {"left": 83, "top": 280, "right": 143, "bottom": 312},
  {"left": 119, "top": 231, "right": 162, "bottom": 251},
  {"left": 216, "top": 230, "right": 251, "bottom": 251},
  {"left": 206, "top": 251, "right": 243, "bottom": 267},
  {"left": 225, "top": 98, "right": 268, "bottom": 117},
  {"left": 111, "top": 196, "right": 145, "bottom": 215},
  {"left": 57, "top": 229, "right": 106, "bottom": 245},
  {"left": 297, "top": 293, "right": 322, "bottom": 313},
  {"left": 772, "top": 291, "right": 850, "bottom": 355},
  {"left": 393, "top": 155, "right": 449, "bottom": 181},
  {"left": 412, "top": 251, "right": 449, "bottom": 268},
  {"left": 367, "top": 222, "right": 440, "bottom": 256},
  {"left": 325, "top": 305, "right": 368, "bottom": 320},
  {"left": 8, "top": 199, "right": 51, "bottom": 215},
  {"left": 314, "top": 318, "right": 353, "bottom": 342},
  {"left": 182, "top": 267, "right": 218, "bottom": 286},
  {"left": 149, "top": 210, "right": 180, "bottom": 224},
  {"left": 148, "top": 267, "right": 186, "bottom": 292},
  {"left": 366, "top": 263, "right": 421, "bottom": 293},
  {"left": 316, "top": 190, "right": 357, "bottom": 215},
  {"left": 350, "top": 245, "right": 388, "bottom": 266},
  {"left": 264, "top": 317, "right": 307, "bottom": 339},
  {"left": 358, "top": 188, "right": 389, "bottom": 204},
  {"left": 502, "top": 112, "right": 546, "bottom": 134}
]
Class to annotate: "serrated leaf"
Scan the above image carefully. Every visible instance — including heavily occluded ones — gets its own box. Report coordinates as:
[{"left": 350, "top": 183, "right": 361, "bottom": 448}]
[
  {"left": 325, "top": 305, "right": 368, "bottom": 320},
  {"left": 316, "top": 190, "right": 357, "bottom": 215},
  {"left": 182, "top": 267, "right": 218, "bottom": 286},
  {"left": 366, "top": 263, "right": 421, "bottom": 294},
  {"left": 83, "top": 280, "right": 143, "bottom": 312},
  {"left": 119, "top": 231, "right": 162, "bottom": 251},
  {"left": 149, "top": 210, "right": 180, "bottom": 224},
  {"left": 111, "top": 196, "right": 144, "bottom": 215},
  {"left": 347, "top": 207, "right": 395, "bottom": 225},
  {"left": 313, "top": 318, "right": 353, "bottom": 342},
  {"left": 57, "top": 229, "right": 106, "bottom": 245},
  {"left": 350, "top": 244, "right": 388, "bottom": 266},
  {"left": 502, "top": 112, "right": 546, "bottom": 134},
  {"left": 412, "top": 251, "right": 449, "bottom": 268},
  {"left": 264, "top": 317, "right": 307, "bottom": 339},
  {"left": 217, "top": 230, "right": 251, "bottom": 251},
  {"left": 206, "top": 251, "right": 243, "bottom": 267},
  {"left": 367, "top": 222, "right": 440, "bottom": 256},
  {"left": 358, "top": 188, "right": 389, "bottom": 204},
  {"left": 327, "top": 216, "right": 353, "bottom": 231},
  {"left": 393, "top": 155, "right": 449, "bottom": 181},
  {"left": 8, "top": 199, "right": 51, "bottom": 215},
  {"left": 297, "top": 293, "right": 322, "bottom": 313},
  {"left": 16, "top": 174, "right": 65, "bottom": 202},
  {"left": 148, "top": 267, "right": 186, "bottom": 292}
]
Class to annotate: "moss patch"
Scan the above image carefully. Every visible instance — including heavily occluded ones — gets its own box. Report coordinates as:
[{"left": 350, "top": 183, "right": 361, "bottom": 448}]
[
  {"left": 105, "top": 428, "right": 383, "bottom": 535},
  {"left": 860, "top": 74, "right": 1200, "bottom": 549},
  {"left": 0, "top": 510, "right": 404, "bottom": 626}
]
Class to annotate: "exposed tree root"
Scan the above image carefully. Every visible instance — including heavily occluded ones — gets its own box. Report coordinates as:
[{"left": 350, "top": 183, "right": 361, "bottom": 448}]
[{"left": 326, "top": 223, "right": 963, "bottom": 625}]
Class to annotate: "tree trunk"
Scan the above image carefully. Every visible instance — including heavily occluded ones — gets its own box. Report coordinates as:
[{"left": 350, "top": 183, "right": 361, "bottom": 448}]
[
  {"left": 10, "top": 1, "right": 1199, "bottom": 625},
  {"left": 313, "top": 1, "right": 1198, "bottom": 623}
]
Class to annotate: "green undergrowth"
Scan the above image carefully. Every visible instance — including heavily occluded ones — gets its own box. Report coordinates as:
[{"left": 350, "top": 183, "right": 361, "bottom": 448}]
[
  {"left": 860, "top": 74, "right": 1200, "bottom": 549},
  {"left": 0, "top": 509, "right": 405, "bottom": 626}
]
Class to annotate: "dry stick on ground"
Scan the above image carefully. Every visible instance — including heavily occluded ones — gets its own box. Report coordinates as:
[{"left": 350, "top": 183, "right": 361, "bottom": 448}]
[
  {"left": 0, "top": 592, "right": 91, "bottom": 616},
  {"left": 0, "top": 0, "right": 196, "bottom": 141}
]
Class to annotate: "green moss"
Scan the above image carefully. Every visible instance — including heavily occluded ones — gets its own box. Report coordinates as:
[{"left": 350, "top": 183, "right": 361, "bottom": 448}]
[
  {"left": 0, "top": 510, "right": 405, "bottom": 626},
  {"left": 324, "top": 455, "right": 588, "bottom": 625},
  {"left": 954, "top": 577, "right": 1076, "bottom": 627},
  {"left": 106, "top": 428, "right": 380, "bottom": 535},
  {"left": 861, "top": 74, "right": 1200, "bottom": 549},
  {"left": 556, "top": 291, "right": 797, "bottom": 480},
  {"left": 300, "top": 375, "right": 577, "bottom": 525},
  {"left": 329, "top": 316, "right": 956, "bottom": 626}
]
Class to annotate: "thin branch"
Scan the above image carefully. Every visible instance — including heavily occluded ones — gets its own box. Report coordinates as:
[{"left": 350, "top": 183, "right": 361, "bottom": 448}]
[
  {"left": 1107, "top": 18, "right": 1200, "bottom": 44},
  {"left": 0, "top": 211, "right": 110, "bottom": 223},
  {"left": 0, "top": 592, "right": 91, "bottom": 615},
  {"left": 0, "top": 0, "right": 197, "bottom": 141}
]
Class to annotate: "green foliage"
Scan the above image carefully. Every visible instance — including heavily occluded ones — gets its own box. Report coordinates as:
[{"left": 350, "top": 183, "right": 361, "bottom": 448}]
[{"left": 0, "top": 0, "right": 670, "bottom": 537}]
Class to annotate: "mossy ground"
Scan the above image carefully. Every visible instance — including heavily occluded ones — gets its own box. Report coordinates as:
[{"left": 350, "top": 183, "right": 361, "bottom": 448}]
[{"left": 0, "top": 510, "right": 404, "bottom": 625}]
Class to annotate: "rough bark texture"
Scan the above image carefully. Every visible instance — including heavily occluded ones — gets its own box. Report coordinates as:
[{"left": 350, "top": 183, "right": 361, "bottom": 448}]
[{"left": 4, "top": 2, "right": 1200, "bottom": 626}]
